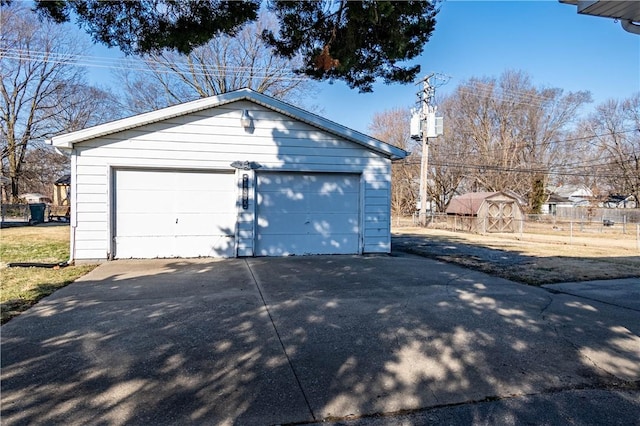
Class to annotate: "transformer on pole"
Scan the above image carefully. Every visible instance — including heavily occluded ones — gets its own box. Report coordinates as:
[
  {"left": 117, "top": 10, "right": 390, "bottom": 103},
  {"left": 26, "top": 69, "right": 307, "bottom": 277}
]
[{"left": 411, "top": 73, "right": 448, "bottom": 225}]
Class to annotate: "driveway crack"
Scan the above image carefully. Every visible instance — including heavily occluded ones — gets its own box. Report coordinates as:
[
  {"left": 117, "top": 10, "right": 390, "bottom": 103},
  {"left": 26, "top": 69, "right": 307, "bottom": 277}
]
[{"left": 244, "top": 259, "right": 316, "bottom": 422}]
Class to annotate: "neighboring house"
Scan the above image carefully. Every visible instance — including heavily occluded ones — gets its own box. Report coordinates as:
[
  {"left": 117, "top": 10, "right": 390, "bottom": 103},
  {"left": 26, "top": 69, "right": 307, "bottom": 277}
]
[
  {"left": 540, "top": 193, "right": 573, "bottom": 215},
  {"left": 48, "top": 88, "right": 406, "bottom": 261},
  {"left": 547, "top": 184, "right": 594, "bottom": 206},
  {"left": 445, "top": 191, "right": 525, "bottom": 233}
]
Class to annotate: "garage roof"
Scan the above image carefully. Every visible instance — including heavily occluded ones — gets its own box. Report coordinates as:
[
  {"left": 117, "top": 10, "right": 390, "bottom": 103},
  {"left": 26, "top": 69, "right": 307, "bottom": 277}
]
[{"left": 48, "top": 88, "right": 407, "bottom": 160}]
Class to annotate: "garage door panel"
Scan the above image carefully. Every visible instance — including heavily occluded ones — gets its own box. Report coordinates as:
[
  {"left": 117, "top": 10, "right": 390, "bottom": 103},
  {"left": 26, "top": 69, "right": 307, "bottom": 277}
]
[
  {"left": 259, "top": 213, "right": 359, "bottom": 235},
  {"left": 256, "top": 233, "right": 358, "bottom": 256},
  {"left": 114, "top": 169, "right": 237, "bottom": 258},
  {"left": 256, "top": 172, "right": 360, "bottom": 256},
  {"left": 174, "top": 235, "right": 235, "bottom": 258},
  {"left": 259, "top": 174, "right": 358, "bottom": 192},
  {"left": 176, "top": 215, "right": 236, "bottom": 235},
  {"left": 116, "top": 170, "right": 176, "bottom": 190},
  {"left": 116, "top": 213, "right": 178, "bottom": 237},
  {"left": 116, "top": 191, "right": 173, "bottom": 211},
  {"left": 305, "top": 196, "right": 357, "bottom": 211},
  {"left": 257, "top": 193, "right": 357, "bottom": 213},
  {"left": 115, "top": 236, "right": 176, "bottom": 258}
]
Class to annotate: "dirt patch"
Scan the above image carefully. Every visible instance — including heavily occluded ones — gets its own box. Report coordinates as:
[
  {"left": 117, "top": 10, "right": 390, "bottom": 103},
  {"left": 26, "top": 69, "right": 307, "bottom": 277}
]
[{"left": 392, "top": 227, "right": 640, "bottom": 285}]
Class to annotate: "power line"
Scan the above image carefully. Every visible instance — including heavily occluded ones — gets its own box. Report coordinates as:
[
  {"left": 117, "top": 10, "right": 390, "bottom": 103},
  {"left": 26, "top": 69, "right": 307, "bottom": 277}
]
[
  {"left": 0, "top": 47, "right": 311, "bottom": 81},
  {"left": 402, "top": 158, "right": 638, "bottom": 179},
  {"left": 415, "top": 128, "right": 639, "bottom": 160}
]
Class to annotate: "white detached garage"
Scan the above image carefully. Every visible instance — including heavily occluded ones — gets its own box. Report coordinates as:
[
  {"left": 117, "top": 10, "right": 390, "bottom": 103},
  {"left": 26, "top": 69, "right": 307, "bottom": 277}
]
[{"left": 49, "top": 88, "right": 406, "bottom": 261}]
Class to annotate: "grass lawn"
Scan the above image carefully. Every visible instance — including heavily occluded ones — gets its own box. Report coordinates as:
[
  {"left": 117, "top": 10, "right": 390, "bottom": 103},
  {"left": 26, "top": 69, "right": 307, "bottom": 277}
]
[
  {"left": 1, "top": 225, "right": 96, "bottom": 324},
  {"left": 393, "top": 227, "right": 640, "bottom": 285}
]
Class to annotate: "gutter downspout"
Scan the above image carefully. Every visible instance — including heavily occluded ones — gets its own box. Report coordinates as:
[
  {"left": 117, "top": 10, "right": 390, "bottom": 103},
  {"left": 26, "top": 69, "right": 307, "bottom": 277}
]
[
  {"left": 68, "top": 148, "right": 77, "bottom": 264},
  {"left": 621, "top": 19, "right": 640, "bottom": 35}
]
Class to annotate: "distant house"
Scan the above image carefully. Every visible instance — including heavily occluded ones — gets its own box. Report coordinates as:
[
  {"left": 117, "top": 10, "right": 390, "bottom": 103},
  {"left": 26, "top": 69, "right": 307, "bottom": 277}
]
[
  {"left": 541, "top": 193, "right": 573, "bottom": 215},
  {"left": 445, "top": 191, "right": 525, "bottom": 233},
  {"left": 547, "top": 184, "right": 594, "bottom": 206}
]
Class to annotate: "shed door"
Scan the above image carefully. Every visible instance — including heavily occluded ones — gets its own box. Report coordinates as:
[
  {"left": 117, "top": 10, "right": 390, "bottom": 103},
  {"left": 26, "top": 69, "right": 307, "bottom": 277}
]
[
  {"left": 256, "top": 173, "right": 360, "bottom": 256},
  {"left": 486, "top": 202, "right": 515, "bottom": 233},
  {"left": 114, "top": 169, "right": 237, "bottom": 258}
]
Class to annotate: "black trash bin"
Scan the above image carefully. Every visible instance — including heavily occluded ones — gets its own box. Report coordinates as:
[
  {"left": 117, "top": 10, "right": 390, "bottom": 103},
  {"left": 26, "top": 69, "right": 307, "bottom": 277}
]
[{"left": 29, "top": 203, "right": 46, "bottom": 224}]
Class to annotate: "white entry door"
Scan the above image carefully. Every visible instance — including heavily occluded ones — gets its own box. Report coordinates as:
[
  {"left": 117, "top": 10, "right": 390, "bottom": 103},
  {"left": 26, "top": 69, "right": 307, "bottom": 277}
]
[
  {"left": 114, "top": 169, "right": 237, "bottom": 258},
  {"left": 256, "top": 173, "right": 360, "bottom": 256}
]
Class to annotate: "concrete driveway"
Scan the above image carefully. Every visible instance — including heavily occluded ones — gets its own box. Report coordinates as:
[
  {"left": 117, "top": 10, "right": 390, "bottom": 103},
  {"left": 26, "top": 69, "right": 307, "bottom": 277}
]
[{"left": 1, "top": 254, "right": 639, "bottom": 425}]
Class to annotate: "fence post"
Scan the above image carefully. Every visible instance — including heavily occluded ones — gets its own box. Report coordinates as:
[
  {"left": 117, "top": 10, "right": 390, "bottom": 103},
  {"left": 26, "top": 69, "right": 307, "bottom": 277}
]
[
  {"left": 520, "top": 217, "right": 523, "bottom": 238},
  {"left": 570, "top": 220, "right": 573, "bottom": 245}
]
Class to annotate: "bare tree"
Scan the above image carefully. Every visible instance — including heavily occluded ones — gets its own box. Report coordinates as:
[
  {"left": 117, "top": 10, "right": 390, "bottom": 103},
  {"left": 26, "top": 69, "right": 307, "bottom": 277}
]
[
  {"left": 50, "top": 83, "right": 121, "bottom": 132},
  {"left": 442, "top": 71, "right": 591, "bottom": 212},
  {"left": 583, "top": 94, "right": 640, "bottom": 204},
  {"left": 1, "top": 5, "right": 86, "bottom": 201},
  {"left": 118, "top": 12, "right": 314, "bottom": 115},
  {"left": 368, "top": 107, "right": 419, "bottom": 216}
]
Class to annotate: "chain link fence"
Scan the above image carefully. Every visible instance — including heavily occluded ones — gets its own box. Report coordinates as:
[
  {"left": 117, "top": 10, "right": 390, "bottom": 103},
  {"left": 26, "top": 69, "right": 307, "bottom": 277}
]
[{"left": 392, "top": 210, "right": 640, "bottom": 251}]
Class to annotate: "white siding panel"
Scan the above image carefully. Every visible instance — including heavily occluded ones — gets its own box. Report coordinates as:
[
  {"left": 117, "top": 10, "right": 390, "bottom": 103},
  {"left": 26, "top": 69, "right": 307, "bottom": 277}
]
[
  {"left": 75, "top": 231, "right": 108, "bottom": 242},
  {"left": 76, "top": 184, "right": 106, "bottom": 195},
  {"left": 76, "top": 193, "right": 106, "bottom": 203},
  {"left": 76, "top": 212, "right": 107, "bottom": 223},
  {"left": 362, "top": 159, "right": 391, "bottom": 253},
  {"left": 76, "top": 175, "right": 107, "bottom": 185},
  {"left": 72, "top": 248, "right": 108, "bottom": 260},
  {"left": 75, "top": 221, "right": 107, "bottom": 231},
  {"left": 76, "top": 202, "right": 106, "bottom": 213},
  {"left": 75, "top": 239, "right": 108, "bottom": 251}
]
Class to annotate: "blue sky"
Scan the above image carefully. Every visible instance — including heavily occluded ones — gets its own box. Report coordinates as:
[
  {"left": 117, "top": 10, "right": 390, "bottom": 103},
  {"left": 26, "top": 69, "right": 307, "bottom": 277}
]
[{"left": 85, "top": 0, "right": 639, "bottom": 134}]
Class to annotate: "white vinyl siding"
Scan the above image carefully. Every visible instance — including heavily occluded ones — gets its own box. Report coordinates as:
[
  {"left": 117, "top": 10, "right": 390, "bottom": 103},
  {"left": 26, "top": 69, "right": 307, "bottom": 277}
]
[{"left": 70, "top": 100, "right": 392, "bottom": 260}]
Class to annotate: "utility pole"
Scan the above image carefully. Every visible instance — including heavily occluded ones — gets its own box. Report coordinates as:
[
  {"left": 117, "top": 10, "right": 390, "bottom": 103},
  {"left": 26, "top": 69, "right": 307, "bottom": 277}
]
[{"left": 412, "top": 73, "right": 448, "bottom": 226}]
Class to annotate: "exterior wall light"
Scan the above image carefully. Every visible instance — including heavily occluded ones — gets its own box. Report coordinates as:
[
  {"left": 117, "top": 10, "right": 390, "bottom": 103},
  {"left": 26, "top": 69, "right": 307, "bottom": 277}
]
[{"left": 240, "top": 109, "right": 252, "bottom": 129}]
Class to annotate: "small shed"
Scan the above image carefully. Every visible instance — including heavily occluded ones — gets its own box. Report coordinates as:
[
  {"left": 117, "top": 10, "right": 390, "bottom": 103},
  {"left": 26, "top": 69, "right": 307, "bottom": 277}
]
[
  {"left": 53, "top": 174, "right": 71, "bottom": 206},
  {"left": 446, "top": 191, "right": 525, "bottom": 233},
  {"left": 48, "top": 88, "right": 407, "bottom": 261}
]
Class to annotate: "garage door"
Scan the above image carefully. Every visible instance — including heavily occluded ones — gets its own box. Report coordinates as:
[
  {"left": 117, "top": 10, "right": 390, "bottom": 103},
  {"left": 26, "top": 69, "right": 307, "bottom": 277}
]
[
  {"left": 256, "top": 173, "right": 360, "bottom": 256},
  {"left": 114, "top": 169, "right": 237, "bottom": 258}
]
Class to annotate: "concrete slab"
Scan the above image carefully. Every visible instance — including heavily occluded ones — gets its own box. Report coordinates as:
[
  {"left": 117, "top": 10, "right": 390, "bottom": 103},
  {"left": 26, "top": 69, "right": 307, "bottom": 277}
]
[
  {"left": 2, "top": 255, "right": 639, "bottom": 425},
  {"left": 309, "top": 389, "right": 640, "bottom": 426},
  {"left": 543, "top": 278, "right": 640, "bottom": 311},
  {"left": 246, "top": 255, "right": 640, "bottom": 421},
  {"left": 1, "top": 259, "right": 312, "bottom": 425}
]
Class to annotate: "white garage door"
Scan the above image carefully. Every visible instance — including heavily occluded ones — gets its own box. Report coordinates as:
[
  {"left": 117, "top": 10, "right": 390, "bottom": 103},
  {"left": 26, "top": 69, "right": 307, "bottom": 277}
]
[
  {"left": 256, "top": 173, "right": 360, "bottom": 256},
  {"left": 114, "top": 169, "right": 237, "bottom": 258}
]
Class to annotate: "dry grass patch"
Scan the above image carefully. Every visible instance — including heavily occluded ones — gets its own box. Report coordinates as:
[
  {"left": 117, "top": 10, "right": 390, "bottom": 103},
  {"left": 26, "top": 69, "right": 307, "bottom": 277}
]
[
  {"left": 393, "top": 227, "right": 640, "bottom": 285},
  {"left": 1, "top": 225, "right": 96, "bottom": 324}
]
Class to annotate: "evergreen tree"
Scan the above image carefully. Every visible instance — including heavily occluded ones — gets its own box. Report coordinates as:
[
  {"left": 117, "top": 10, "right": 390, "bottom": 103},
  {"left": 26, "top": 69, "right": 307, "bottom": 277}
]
[{"left": 33, "top": 0, "right": 439, "bottom": 92}]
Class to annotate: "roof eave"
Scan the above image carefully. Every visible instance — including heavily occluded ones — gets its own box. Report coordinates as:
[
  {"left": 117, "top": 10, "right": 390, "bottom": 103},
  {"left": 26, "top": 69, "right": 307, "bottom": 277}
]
[
  {"left": 48, "top": 90, "right": 251, "bottom": 149},
  {"left": 47, "top": 88, "right": 407, "bottom": 160},
  {"left": 241, "top": 91, "right": 408, "bottom": 160}
]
